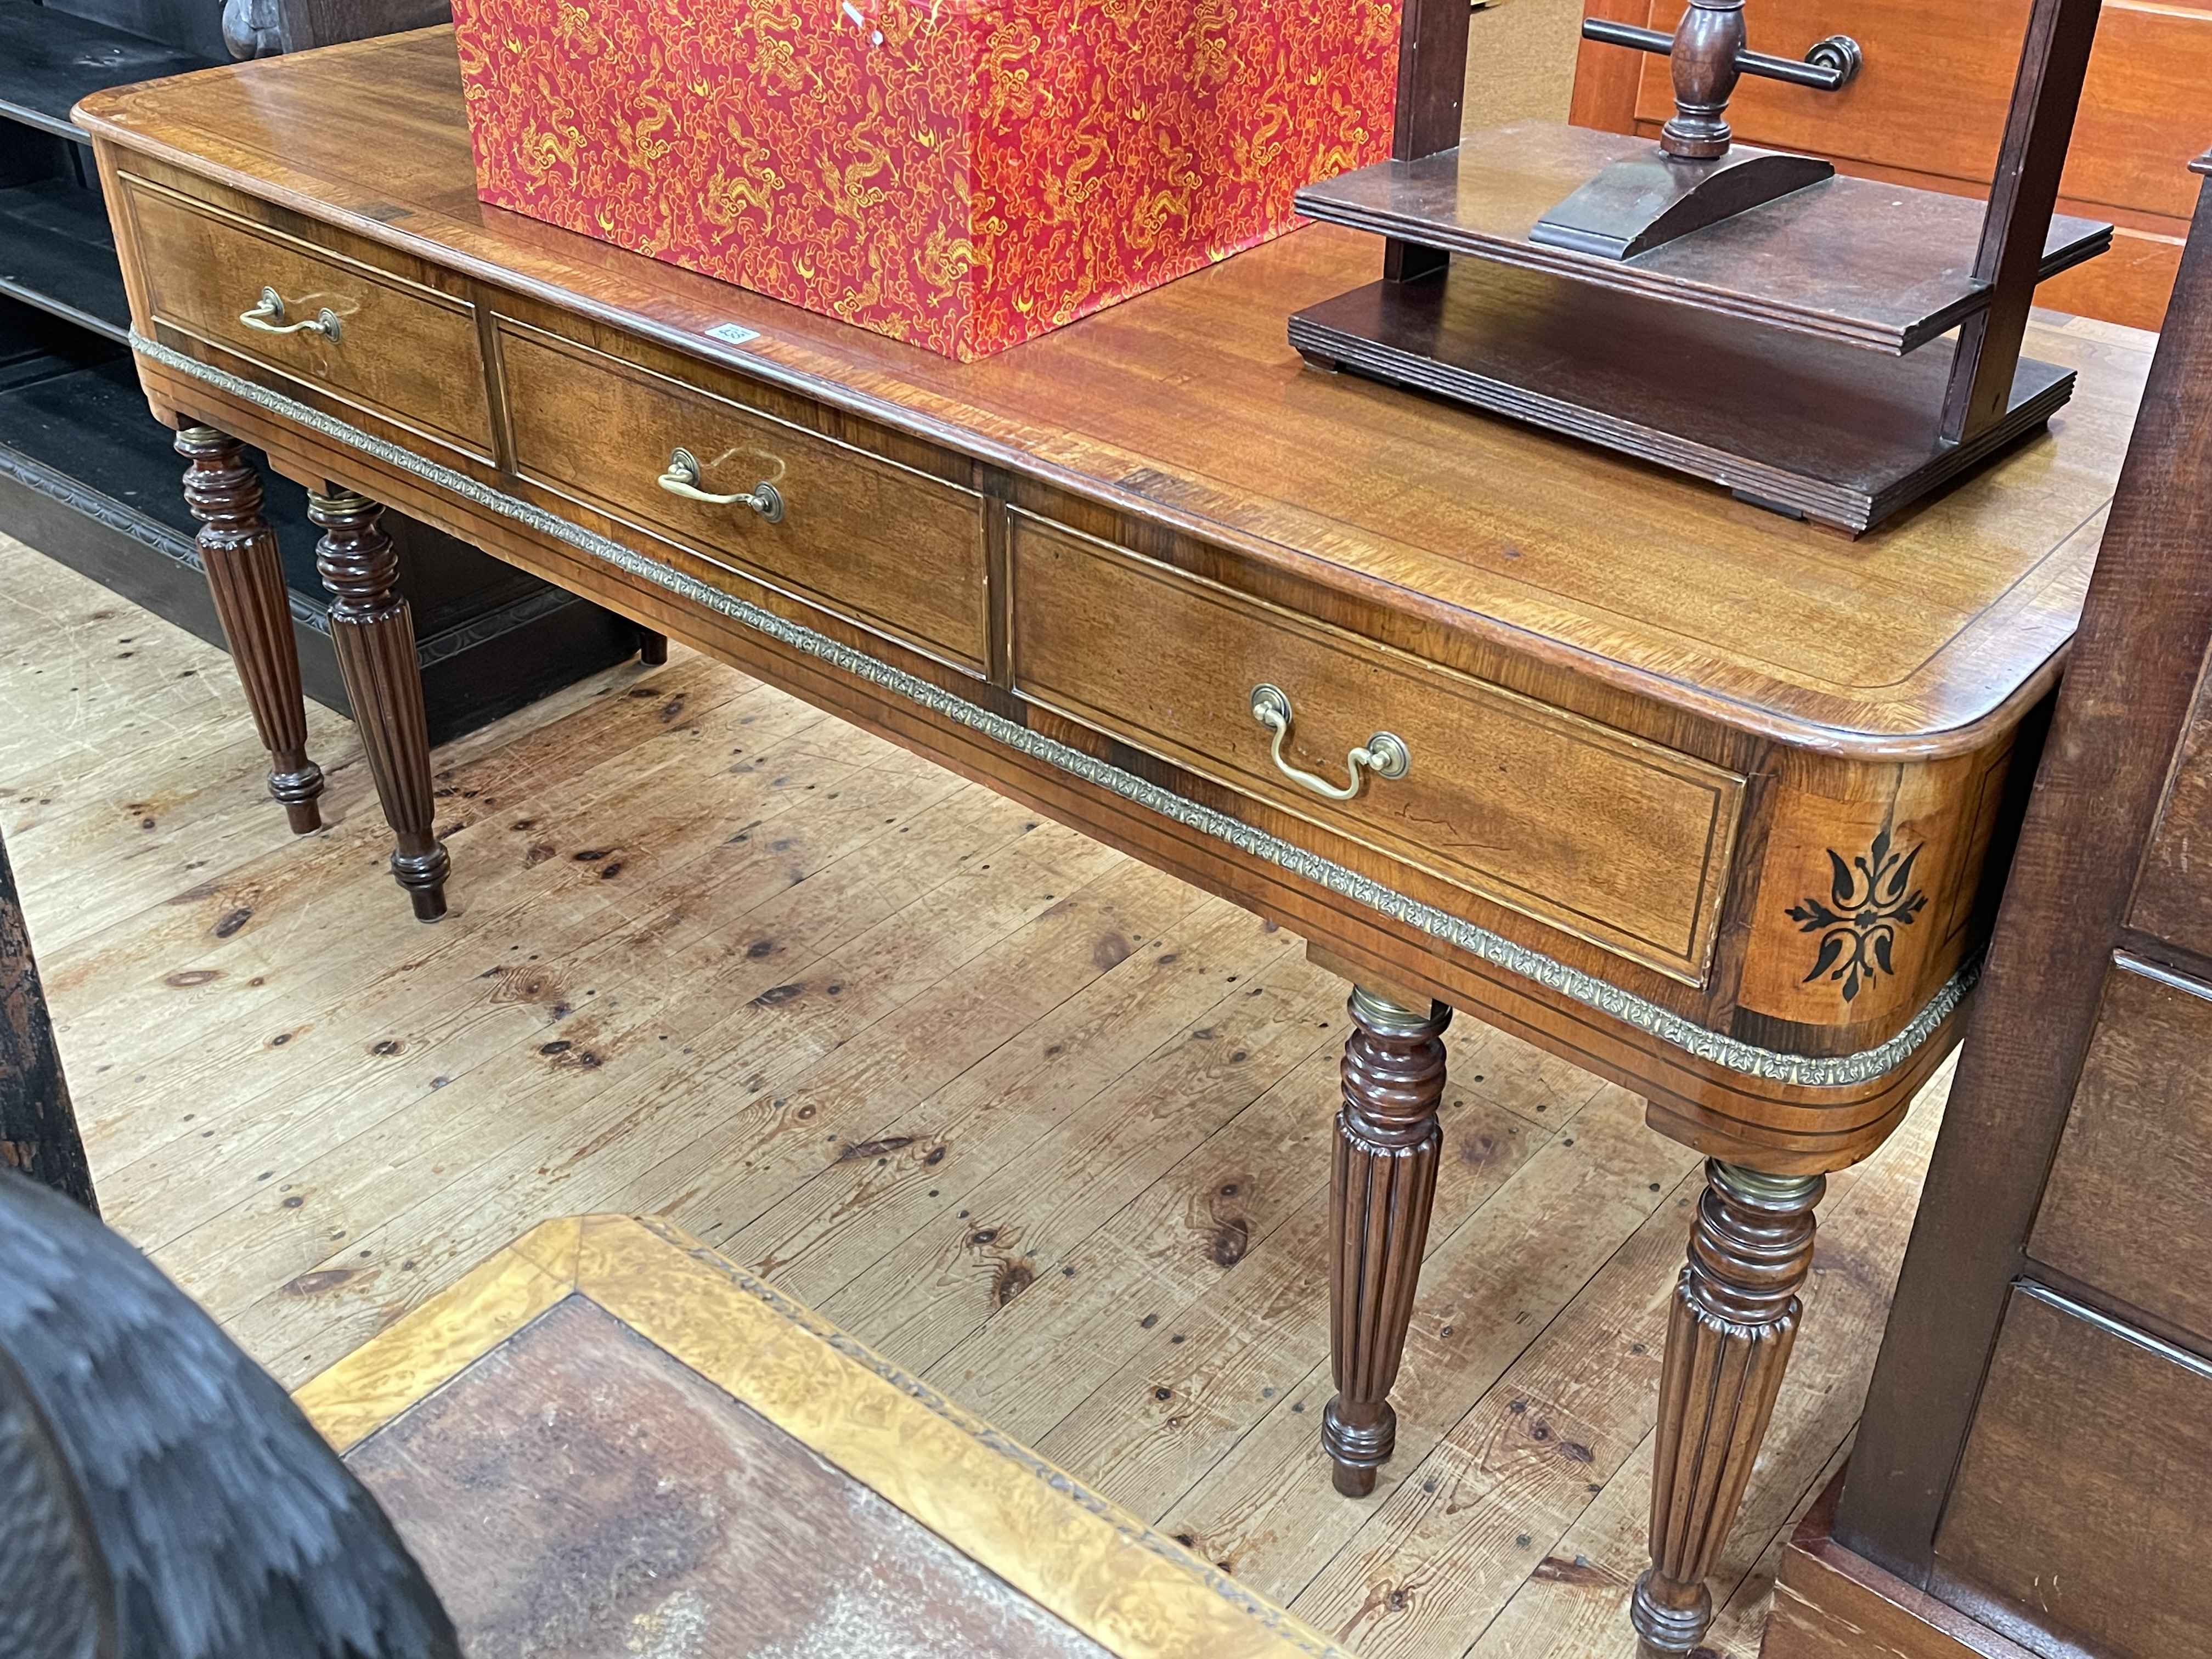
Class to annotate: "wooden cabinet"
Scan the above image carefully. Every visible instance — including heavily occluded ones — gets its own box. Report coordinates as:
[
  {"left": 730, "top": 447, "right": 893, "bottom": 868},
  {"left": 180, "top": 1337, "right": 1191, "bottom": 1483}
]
[
  {"left": 2028, "top": 962, "right": 2212, "bottom": 1342},
  {"left": 1764, "top": 153, "right": 2212, "bottom": 1659},
  {"left": 2127, "top": 689, "right": 2212, "bottom": 947},
  {"left": 1933, "top": 1288, "right": 2212, "bottom": 1658},
  {"left": 1570, "top": 1, "right": 2212, "bottom": 330}
]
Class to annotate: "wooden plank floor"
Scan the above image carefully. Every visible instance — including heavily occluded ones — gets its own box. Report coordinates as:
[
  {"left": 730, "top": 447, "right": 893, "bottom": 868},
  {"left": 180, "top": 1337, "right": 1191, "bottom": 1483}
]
[{"left": 1, "top": 529, "right": 1950, "bottom": 1658}]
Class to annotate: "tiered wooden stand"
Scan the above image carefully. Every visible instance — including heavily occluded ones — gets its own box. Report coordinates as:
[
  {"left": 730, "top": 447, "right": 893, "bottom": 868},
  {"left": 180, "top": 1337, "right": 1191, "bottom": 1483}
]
[{"left": 1294, "top": 0, "right": 2111, "bottom": 535}]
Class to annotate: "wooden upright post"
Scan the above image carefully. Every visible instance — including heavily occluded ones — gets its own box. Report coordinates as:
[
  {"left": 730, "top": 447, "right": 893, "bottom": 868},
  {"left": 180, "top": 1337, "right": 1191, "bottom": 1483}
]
[
  {"left": 1383, "top": 0, "right": 1474, "bottom": 283},
  {"left": 1940, "top": 0, "right": 2104, "bottom": 443},
  {"left": 1839, "top": 147, "right": 2212, "bottom": 1586}
]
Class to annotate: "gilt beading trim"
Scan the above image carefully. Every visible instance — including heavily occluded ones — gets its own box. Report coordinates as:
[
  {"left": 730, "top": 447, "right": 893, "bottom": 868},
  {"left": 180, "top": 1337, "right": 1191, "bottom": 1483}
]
[{"left": 130, "top": 331, "right": 1979, "bottom": 1086}]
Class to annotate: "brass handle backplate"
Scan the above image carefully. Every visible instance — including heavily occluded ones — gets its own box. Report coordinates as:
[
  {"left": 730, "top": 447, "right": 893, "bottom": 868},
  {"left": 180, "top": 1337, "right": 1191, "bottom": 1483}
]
[
  {"left": 1249, "top": 684, "right": 1409, "bottom": 803},
  {"left": 238, "top": 286, "right": 342, "bottom": 340},
  {"left": 657, "top": 448, "right": 784, "bottom": 522}
]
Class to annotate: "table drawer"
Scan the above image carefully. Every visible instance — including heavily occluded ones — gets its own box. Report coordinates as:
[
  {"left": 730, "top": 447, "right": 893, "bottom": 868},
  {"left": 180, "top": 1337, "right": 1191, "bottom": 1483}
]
[
  {"left": 120, "top": 173, "right": 493, "bottom": 459},
  {"left": 1011, "top": 517, "right": 1743, "bottom": 981},
  {"left": 2030, "top": 957, "right": 2212, "bottom": 1345},
  {"left": 499, "top": 323, "right": 989, "bottom": 673},
  {"left": 1936, "top": 1286, "right": 2212, "bottom": 1658}
]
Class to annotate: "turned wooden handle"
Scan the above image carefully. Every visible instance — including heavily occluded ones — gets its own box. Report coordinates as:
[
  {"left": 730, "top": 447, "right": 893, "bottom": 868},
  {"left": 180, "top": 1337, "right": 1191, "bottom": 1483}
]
[
  {"left": 1579, "top": 16, "right": 1862, "bottom": 92},
  {"left": 1579, "top": 9, "right": 1862, "bottom": 160}
]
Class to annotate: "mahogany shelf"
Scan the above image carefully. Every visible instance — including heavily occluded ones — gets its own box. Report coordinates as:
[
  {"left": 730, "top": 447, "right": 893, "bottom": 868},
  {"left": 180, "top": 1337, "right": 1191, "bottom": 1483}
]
[
  {"left": 1294, "top": 123, "right": 2113, "bottom": 356},
  {"left": 1288, "top": 261, "right": 2074, "bottom": 534}
]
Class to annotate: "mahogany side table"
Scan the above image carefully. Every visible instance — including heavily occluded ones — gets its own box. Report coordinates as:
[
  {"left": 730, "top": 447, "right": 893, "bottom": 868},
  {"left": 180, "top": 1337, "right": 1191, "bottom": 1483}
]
[{"left": 76, "top": 33, "right": 2155, "bottom": 1653}]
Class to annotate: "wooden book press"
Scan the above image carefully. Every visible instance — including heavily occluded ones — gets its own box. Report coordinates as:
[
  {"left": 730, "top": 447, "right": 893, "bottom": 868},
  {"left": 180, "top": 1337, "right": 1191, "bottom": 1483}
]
[{"left": 1290, "top": 0, "right": 2113, "bottom": 534}]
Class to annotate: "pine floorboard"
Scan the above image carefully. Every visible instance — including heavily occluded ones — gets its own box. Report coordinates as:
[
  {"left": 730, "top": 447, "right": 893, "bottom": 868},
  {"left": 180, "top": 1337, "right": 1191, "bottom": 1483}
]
[{"left": 1, "top": 529, "right": 1950, "bottom": 1658}]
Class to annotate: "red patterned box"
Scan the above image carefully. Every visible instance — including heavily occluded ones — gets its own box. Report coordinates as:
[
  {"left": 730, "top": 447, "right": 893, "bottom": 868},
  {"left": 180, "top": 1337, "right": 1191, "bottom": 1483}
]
[{"left": 450, "top": 0, "right": 1402, "bottom": 360}]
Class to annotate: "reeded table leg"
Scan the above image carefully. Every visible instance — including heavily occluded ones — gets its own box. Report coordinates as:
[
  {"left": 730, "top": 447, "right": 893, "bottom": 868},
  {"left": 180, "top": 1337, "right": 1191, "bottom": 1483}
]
[
  {"left": 177, "top": 426, "right": 324, "bottom": 834},
  {"left": 1325, "top": 983, "right": 1451, "bottom": 1497},
  {"left": 1633, "top": 1160, "right": 1825, "bottom": 1657},
  {"left": 308, "top": 486, "right": 448, "bottom": 922}
]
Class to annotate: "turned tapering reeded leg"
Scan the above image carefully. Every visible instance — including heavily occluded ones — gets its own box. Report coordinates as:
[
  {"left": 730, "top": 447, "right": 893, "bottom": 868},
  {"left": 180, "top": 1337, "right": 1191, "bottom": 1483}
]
[
  {"left": 308, "top": 486, "right": 448, "bottom": 922},
  {"left": 1325, "top": 983, "right": 1451, "bottom": 1497},
  {"left": 1633, "top": 1160, "right": 1825, "bottom": 1656},
  {"left": 177, "top": 426, "right": 325, "bottom": 834}
]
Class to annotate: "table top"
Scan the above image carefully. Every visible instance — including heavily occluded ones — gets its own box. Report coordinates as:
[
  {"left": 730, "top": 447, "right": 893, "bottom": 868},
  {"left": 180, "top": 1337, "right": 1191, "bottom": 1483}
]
[
  {"left": 296, "top": 1215, "right": 1347, "bottom": 1659},
  {"left": 74, "top": 29, "right": 2156, "bottom": 755}
]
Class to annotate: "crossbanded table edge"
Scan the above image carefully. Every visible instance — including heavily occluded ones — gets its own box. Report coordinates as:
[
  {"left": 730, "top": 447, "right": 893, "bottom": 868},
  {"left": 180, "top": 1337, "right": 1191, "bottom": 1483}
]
[{"left": 129, "top": 329, "right": 1978, "bottom": 1091}]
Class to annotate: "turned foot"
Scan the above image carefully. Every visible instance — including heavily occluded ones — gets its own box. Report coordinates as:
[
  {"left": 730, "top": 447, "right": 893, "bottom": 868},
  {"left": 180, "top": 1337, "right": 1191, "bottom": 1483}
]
[
  {"left": 637, "top": 628, "right": 670, "bottom": 665},
  {"left": 309, "top": 486, "right": 449, "bottom": 922},
  {"left": 1633, "top": 1160, "right": 1824, "bottom": 1656},
  {"left": 1324, "top": 983, "right": 1451, "bottom": 1498},
  {"left": 177, "top": 426, "right": 325, "bottom": 834}
]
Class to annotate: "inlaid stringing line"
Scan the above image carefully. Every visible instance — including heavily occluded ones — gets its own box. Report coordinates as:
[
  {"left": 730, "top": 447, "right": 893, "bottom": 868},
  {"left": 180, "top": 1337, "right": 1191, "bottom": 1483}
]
[{"left": 133, "top": 330, "right": 1977, "bottom": 1087}]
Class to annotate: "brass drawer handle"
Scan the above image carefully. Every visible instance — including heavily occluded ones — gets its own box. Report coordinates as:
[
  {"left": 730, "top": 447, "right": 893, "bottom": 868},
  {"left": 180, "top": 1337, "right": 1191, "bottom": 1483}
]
[
  {"left": 657, "top": 448, "right": 785, "bottom": 522},
  {"left": 1249, "top": 684, "right": 1410, "bottom": 803},
  {"left": 238, "top": 286, "right": 342, "bottom": 340}
]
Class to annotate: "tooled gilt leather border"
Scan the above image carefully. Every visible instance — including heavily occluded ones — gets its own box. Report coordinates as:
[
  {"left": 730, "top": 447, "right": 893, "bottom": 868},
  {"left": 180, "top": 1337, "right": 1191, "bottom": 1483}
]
[{"left": 131, "top": 331, "right": 1979, "bottom": 1088}]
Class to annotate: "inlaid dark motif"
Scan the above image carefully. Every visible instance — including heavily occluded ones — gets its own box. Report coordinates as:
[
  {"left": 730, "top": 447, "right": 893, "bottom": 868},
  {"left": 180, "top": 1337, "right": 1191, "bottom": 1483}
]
[{"left": 1786, "top": 827, "right": 1927, "bottom": 1002}]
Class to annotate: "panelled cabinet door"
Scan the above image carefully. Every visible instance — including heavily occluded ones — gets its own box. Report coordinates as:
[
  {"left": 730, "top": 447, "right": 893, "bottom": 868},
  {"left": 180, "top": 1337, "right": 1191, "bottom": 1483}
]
[
  {"left": 1934, "top": 1286, "right": 2212, "bottom": 1658},
  {"left": 2029, "top": 960, "right": 2212, "bottom": 1345}
]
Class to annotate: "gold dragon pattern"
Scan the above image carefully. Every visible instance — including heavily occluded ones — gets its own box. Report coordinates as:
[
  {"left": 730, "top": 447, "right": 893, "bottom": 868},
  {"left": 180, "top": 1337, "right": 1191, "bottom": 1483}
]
[{"left": 452, "top": 0, "right": 1401, "bottom": 358}]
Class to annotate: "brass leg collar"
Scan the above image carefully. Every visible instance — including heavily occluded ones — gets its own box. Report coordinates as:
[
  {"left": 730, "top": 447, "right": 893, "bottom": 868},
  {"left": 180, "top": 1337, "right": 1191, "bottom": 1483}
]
[{"left": 1347, "top": 983, "right": 1451, "bottom": 1037}]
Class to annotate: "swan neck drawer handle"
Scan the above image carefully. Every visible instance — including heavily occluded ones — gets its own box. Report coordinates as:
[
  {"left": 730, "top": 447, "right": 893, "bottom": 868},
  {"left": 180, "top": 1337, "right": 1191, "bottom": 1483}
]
[
  {"left": 238, "top": 286, "right": 342, "bottom": 340},
  {"left": 657, "top": 448, "right": 785, "bottom": 522},
  {"left": 1249, "top": 684, "right": 1410, "bottom": 803}
]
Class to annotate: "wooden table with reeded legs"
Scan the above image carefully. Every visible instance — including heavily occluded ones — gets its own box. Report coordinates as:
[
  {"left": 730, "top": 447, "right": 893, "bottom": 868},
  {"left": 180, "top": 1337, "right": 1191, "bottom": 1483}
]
[{"left": 75, "top": 31, "right": 2153, "bottom": 1656}]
